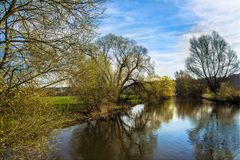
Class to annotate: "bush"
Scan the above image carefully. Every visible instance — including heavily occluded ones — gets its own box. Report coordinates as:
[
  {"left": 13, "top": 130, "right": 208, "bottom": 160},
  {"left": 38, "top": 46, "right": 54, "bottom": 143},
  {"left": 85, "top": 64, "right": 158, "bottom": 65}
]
[
  {"left": 0, "top": 88, "right": 73, "bottom": 159},
  {"left": 141, "top": 76, "right": 175, "bottom": 102},
  {"left": 203, "top": 82, "right": 240, "bottom": 103},
  {"left": 69, "top": 57, "right": 117, "bottom": 111},
  {"left": 216, "top": 82, "right": 240, "bottom": 101}
]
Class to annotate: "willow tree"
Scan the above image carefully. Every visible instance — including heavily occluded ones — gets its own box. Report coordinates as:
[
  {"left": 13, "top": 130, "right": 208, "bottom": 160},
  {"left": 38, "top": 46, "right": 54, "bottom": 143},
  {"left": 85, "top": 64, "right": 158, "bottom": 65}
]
[
  {"left": 186, "top": 31, "right": 240, "bottom": 93},
  {"left": 69, "top": 55, "right": 112, "bottom": 109},
  {"left": 0, "top": 0, "right": 105, "bottom": 94},
  {"left": 92, "top": 34, "right": 154, "bottom": 103}
]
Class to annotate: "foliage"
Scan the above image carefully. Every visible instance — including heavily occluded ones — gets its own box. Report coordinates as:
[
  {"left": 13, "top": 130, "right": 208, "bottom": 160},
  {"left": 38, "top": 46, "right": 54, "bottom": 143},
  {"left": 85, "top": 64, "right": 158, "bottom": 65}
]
[
  {"left": 95, "top": 34, "right": 154, "bottom": 102},
  {"left": 45, "top": 96, "right": 80, "bottom": 105},
  {"left": 186, "top": 31, "right": 240, "bottom": 93},
  {"left": 216, "top": 82, "right": 239, "bottom": 100},
  {"left": 0, "top": 83, "right": 75, "bottom": 159},
  {"left": 175, "top": 70, "right": 204, "bottom": 98},
  {"left": 70, "top": 34, "right": 154, "bottom": 106},
  {"left": 69, "top": 57, "right": 114, "bottom": 110},
  {"left": 0, "top": 1, "right": 107, "bottom": 159},
  {"left": 203, "top": 82, "right": 240, "bottom": 102},
  {"left": 141, "top": 76, "right": 175, "bottom": 102},
  {"left": 0, "top": 0, "right": 106, "bottom": 94}
]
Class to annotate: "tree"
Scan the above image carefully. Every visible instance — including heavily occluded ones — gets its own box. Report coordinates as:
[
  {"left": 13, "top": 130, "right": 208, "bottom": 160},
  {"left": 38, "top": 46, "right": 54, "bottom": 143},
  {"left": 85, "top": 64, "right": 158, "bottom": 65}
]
[
  {"left": 69, "top": 55, "right": 113, "bottom": 110},
  {"left": 175, "top": 70, "right": 204, "bottom": 98},
  {"left": 0, "top": 0, "right": 105, "bottom": 94},
  {"left": 0, "top": 1, "right": 106, "bottom": 157},
  {"left": 186, "top": 31, "right": 240, "bottom": 93},
  {"left": 141, "top": 76, "right": 175, "bottom": 102},
  {"left": 93, "top": 33, "right": 153, "bottom": 103}
]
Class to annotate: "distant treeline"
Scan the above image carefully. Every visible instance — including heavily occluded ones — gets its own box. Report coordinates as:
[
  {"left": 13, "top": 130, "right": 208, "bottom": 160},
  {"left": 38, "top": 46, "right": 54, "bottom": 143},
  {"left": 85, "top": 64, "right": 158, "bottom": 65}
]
[
  {"left": 46, "top": 74, "right": 239, "bottom": 98},
  {"left": 228, "top": 74, "right": 240, "bottom": 90},
  {"left": 175, "top": 71, "right": 239, "bottom": 103}
]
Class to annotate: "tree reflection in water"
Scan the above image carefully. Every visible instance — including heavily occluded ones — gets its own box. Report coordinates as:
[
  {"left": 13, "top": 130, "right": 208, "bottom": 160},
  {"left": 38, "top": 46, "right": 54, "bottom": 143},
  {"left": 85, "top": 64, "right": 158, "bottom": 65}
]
[
  {"left": 175, "top": 99, "right": 239, "bottom": 160},
  {"left": 53, "top": 99, "right": 240, "bottom": 160},
  {"left": 68, "top": 101, "right": 175, "bottom": 160}
]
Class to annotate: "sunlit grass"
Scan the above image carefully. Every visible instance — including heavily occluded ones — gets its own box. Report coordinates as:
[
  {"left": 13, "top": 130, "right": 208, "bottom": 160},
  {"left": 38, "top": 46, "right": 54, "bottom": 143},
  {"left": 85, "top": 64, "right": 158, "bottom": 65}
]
[{"left": 44, "top": 96, "right": 81, "bottom": 105}]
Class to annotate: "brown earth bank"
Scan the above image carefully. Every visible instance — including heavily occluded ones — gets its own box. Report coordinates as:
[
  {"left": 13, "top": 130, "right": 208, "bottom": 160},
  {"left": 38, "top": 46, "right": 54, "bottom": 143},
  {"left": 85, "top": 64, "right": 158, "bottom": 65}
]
[
  {"left": 201, "top": 96, "right": 240, "bottom": 105},
  {"left": 61, "top": 104, "right": 134, "bottom": 127}
]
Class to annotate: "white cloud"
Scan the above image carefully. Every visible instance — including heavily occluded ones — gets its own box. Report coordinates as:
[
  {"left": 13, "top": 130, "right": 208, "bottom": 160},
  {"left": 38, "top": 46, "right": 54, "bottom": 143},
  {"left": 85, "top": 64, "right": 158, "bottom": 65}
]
[
  {"left": 98, "top": 0, "right": 240, "bottom": 77},
  {"left": 181, "top": 0, "right": 240, "bottom": 56}
]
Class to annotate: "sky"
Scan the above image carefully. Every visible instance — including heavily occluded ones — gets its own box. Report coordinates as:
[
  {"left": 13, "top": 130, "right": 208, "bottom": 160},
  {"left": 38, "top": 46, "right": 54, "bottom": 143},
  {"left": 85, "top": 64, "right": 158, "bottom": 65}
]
[{"left": 97, "top": 0, "right": 240, "bottom": 77}]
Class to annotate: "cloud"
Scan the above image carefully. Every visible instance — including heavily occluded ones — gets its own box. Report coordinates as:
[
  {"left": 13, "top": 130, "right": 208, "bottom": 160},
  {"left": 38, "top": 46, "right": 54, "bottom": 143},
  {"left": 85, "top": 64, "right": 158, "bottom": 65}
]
[
  {"left": 181, "top": 0, "right": 240, "bottom": 56},
  {"left": 98, "top": 0, "right": 240, "bottom": 77}
]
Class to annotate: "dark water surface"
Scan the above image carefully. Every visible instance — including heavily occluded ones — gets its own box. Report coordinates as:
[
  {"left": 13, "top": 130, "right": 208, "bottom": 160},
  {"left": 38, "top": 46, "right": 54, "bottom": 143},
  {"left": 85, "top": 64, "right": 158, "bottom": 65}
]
[{"left": 52, "top": 99, "right": 240, "bottom": 160}]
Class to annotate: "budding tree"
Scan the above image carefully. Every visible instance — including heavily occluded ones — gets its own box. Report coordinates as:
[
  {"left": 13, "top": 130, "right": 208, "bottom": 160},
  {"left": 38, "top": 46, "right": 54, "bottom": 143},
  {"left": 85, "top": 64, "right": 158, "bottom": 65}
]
[{"left": 0, "top": 0, "right": 105, "bottom": 94}]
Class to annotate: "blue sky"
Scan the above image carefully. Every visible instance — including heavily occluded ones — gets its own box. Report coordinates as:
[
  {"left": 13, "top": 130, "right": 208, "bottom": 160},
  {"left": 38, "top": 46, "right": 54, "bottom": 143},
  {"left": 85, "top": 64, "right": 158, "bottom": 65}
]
[{"left": 97, "top": 0, "right": 240, "bottom": 77}]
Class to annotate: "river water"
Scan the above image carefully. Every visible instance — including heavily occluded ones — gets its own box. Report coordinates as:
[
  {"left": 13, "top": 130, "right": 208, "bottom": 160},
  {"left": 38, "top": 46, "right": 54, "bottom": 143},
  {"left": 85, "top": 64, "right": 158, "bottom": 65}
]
[{"left": 51, "top": 99, "right": 240, "bottom": 160}]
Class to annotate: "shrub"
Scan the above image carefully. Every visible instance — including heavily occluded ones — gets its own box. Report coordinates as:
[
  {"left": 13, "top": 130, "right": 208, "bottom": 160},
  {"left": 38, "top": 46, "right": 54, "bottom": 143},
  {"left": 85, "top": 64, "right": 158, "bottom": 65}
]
[
  {"left": 216, "top": 82, "right": 240, "bottom": 101},
  {"left": 0, "top": 88, "right": 73, "bottom": 159},
  {"left": 141, "top": 76, "right": 175, "bottom": 102}
]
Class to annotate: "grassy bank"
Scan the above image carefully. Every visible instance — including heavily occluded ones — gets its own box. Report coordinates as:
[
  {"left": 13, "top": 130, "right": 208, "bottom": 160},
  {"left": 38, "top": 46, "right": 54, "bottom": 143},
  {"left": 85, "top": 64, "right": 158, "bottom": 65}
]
[
  {"left": 119, "top": 94, "right": 144, "bottom": 104},
  {"left": 1, "top": 94, "right": 137, "bottom": 159},
  {"left": 44, "top": 96, "right": 81, "bottom": 105},
  {"left": 0, "top": 93, "right": 79, "bottom": 159},
  {"left": 43, "top": 96, "right": 138, "bottom": 125},
  {"left": 200, "top": 82, "right": 240, "bottom": 105},
  {"left": 201, "top": 95, "right": 240, "bottom": 104},
  {"left": 43, "top": 95, "right": 144, "bottom": 112},
  {"left": 202, "top": 90, "right": 240, "bottom": 104},
  {"left": 70, "top": 104, "right": 133, "bottom": 124}
]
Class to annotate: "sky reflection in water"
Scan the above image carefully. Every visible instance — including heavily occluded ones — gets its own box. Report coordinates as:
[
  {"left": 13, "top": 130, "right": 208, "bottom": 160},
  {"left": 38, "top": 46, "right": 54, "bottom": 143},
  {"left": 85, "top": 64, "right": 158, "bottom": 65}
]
[{"left": 52, "top": 99, "right": 240, "bottom": 160}]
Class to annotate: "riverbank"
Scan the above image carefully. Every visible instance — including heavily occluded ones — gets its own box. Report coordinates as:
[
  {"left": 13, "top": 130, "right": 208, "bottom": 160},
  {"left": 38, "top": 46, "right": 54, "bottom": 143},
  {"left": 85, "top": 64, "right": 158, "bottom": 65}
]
[
  {"left": 16, "top": 96, "right": 140, "bottom": 134},
  {"left": 61, "top": 104, "right": 134, "bottom": 127},
  {"left": 0, "top": 95, "right": 136, "bottom": 159},
  {"left": 44, "top": 96, "right": 140, "bottom": 127},
  {"left": 201, "top": 96, "right": 240, "bottom": 105},
  {"left": 51, "top": 99, "right": 240, "bottom": 160}
]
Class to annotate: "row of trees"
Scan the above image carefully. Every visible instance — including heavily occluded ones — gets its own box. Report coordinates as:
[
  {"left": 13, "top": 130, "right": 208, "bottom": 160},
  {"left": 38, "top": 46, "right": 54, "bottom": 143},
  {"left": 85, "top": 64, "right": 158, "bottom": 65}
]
[
  {"left": 3, "top": 1, "right": 237, "bottom": 105},
  {"left": 175, "top": 70, "right": 203, "bottom": 98}
]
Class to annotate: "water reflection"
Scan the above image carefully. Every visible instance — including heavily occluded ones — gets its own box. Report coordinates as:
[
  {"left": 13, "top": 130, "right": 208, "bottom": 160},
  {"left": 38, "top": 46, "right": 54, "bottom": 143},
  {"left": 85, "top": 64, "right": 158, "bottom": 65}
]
[
  {"left": 187, "top": 107, "right": 240, "bottom": 160},
  {"left": 68, "top": 106, "right": 157, "bottom": 160},
  {"left": 52, "top": 99, "right": 240, "bottom": 160}
]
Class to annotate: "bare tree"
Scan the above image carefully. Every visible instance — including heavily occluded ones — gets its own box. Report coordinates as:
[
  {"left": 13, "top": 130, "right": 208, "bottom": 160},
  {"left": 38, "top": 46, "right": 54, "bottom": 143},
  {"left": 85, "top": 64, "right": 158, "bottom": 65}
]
[
  {"left": 186, "top": 31, "right": 240, "bottom": 93},
  {"left": 95, "top": 34, "right": 154, "bottom": 102},
  {"left": 0, "top": 0, "right": 105, "bottom": 94}
]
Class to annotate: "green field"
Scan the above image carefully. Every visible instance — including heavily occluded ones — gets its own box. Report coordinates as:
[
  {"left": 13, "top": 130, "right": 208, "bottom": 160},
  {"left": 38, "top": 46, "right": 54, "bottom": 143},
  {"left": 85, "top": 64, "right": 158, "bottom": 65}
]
[
  {"left": 46, "top": 95, "right": 143, "bottom": 105},
  {"left": 44, "top": 95, "right": 143, "bottom": 113},
  {"left": 44, "top": 96, "right": 87, "bottom": 112},
  {"left": 45, "top": 96, "right": 81, "bottom": 105}
]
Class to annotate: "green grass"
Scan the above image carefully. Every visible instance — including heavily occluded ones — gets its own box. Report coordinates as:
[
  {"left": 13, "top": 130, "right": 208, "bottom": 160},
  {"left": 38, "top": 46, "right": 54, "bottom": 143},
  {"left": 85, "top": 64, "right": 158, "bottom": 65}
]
[
  {"left": 43, "top": 96, "right": 87, "bottom": 112},
  {"left": 44, "top": 96, "right": 81, "bottom": 105},
  {"left": 119, "top": 94, "right": 144, "bottom": 104}
]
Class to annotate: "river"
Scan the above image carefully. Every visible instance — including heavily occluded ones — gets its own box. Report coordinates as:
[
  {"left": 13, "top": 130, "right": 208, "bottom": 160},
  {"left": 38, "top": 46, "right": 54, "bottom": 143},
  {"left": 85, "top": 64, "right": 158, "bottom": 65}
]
[{"left": 51, "top": 98, "right": 240, "bottom": 160}]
